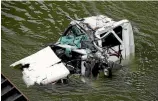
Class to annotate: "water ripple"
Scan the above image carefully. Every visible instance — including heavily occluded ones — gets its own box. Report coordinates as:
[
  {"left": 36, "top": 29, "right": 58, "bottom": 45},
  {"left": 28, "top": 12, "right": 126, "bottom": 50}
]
[
  {"left": 2, "top": 11, "right": 25, "bottom": 21},
  {"left": 1, "top": 1, "right": 158, "bottom": 101}
]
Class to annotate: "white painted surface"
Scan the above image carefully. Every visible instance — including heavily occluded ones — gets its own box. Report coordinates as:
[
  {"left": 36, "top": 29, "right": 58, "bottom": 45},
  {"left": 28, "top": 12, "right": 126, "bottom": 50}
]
[
  {"left": 22, "top": 63, "right": 70, "bottom": 87},
  {"left": 10, "top": 46, "right": 61, "bottom": 68},
  {"left": 10, "top": 46, "right": 70, "bottom": 87}
]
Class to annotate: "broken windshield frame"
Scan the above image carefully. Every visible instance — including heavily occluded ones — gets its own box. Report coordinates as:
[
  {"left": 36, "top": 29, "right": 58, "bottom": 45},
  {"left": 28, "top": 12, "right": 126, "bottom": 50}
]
[{"left": 63, "top": 25, "right": 86, "bottom": 37}]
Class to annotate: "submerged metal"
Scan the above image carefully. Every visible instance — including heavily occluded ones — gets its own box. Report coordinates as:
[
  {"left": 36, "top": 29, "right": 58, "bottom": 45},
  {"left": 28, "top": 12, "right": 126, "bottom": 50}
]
[{"left": 10, "top": 15, "right": 135, "bottom": 87}]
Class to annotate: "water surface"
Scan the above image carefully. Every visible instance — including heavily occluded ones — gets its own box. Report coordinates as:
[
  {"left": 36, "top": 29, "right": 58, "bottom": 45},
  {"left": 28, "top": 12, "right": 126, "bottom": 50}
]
[{"left": 1, "top": 1, "right": 158, "bottom": 101}]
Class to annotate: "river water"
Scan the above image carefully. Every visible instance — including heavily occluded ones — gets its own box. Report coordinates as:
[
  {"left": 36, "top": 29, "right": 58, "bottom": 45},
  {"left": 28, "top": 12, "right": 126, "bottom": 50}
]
[{"left": 1, "top": 1, "right": 158, "bottom": 101}]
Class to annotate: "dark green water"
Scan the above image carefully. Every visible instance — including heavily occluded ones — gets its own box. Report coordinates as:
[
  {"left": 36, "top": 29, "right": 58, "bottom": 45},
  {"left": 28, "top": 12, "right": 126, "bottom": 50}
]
[{"left": 1, "top": 1, "right": 158, "bottom": 101}]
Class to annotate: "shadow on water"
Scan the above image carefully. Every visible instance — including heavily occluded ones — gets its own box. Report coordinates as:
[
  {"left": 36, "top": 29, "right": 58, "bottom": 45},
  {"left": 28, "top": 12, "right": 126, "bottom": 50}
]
[{"left": 1, "top": 1, "right": 158, "bottom": 101}]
